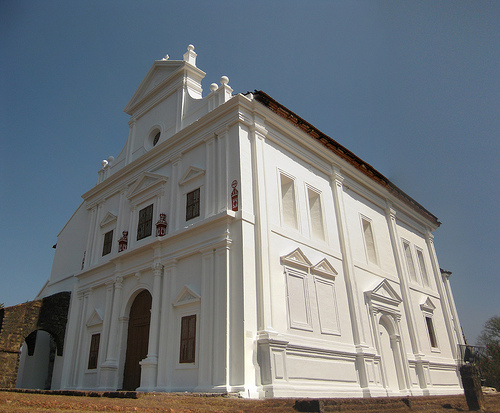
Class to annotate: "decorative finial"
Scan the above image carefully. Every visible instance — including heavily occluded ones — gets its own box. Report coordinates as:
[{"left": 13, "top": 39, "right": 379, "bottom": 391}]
[
  {"left": 220, "top": 76, "right": 229, "bottom": 85},
  {"left": 107, "top": 156, "right": 115, "bottom": 163},
  {"left": 183, "top": 45, "right": 197, "bottom": 66},
  {"left": 210, "top": 83, "right": 218, "bottom": 92},
  {"left": 101, "top": 160, "right": 108, "bottom": 168}
]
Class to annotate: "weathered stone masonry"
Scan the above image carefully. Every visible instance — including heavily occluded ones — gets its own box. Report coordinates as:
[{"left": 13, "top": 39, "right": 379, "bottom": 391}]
[{"left": 0, "top": 292, "right": 71, "bottom": 388}]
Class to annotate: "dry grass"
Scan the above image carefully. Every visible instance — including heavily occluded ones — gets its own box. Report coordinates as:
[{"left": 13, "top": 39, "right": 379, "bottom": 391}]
[{"left": 0, "top": 391, "right": 499, "bottom": 413}]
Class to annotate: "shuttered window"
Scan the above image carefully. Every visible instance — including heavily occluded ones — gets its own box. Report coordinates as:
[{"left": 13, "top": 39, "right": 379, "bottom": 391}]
[
  {"left": 186, "top": 189, "right": 200, "bottom": 221},
  {"left": 102, "top": 230, "right": 113, "bottom": 256},
  {"left": 179, "top": 315, "right": 196, "bottom": 363},
  {"left": 88, "top": 333, "right": 100, "bottom": 369},
  {"left": 137, "top": 204, "right": 153, "bottom": 240}
]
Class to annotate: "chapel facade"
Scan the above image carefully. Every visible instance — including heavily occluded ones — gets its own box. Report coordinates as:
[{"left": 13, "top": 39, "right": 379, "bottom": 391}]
[{"left": 14, "top": 45, "right": 464, "bottom": 398}]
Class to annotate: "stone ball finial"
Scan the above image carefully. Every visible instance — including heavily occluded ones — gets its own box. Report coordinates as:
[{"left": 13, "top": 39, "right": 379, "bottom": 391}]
[
  {"left": 210, "top": 83, "right": 218, "bottom": 92},
  {"left": 101, "top": 160, "right": 108, "bottom": 168},
  {"left": 187, "top": 44, "right": 195, "bottom": 51},
  {"left": 220, "top": 76, "right": 229, "bottom": 85},
  {"left": 107, "top": 156, "right": 115, "bottom": 163}
]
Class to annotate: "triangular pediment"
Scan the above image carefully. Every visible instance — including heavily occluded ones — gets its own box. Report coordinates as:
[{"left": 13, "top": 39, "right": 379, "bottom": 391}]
[
  {"left": 365, "top": 279, "right": 402, "bottom": 306},
  {"left": 100, "top": 211, "right": 117, "bottom": 227},
  {"left": 312, "top": 259, "right": 338, "bottom": 278},
  {"left": 86, "top": 309, "right": 103, "bottom": 327},
  {"left": 127, "top": 172, "right": 168, "bottom": 200},
  {"left": 173, "top": 285, "right": 201, "bottom": 307},
  {"left": 420, "top": 297, "right": 436, "bottom": 313},
  {"left": 281, "top": 248, "right": 312, "bottom": 269},
  {"left": 124, "top": 60, "right": 185, "bottom": 115},
  {"left": 178, "top": 166, "right": 205, "bottom": 186}
]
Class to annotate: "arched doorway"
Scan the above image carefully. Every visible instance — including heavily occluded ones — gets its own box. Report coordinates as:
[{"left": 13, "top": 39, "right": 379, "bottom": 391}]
[
  {"left": 16, "top": 330, "right": 56, "bottom": 390},
  {"left": 378, "top": 317, "right": 403, "bottom": 392},
  {"left": 122, "top": 290, "right": 152, "bottom": 390}
]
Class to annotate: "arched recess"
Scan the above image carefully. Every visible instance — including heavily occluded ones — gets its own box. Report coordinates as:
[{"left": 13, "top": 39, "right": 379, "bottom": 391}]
[
  {"left": 365, "top": 280, "right": 409, "bottom": 393},
  {"left": 16, "top": 329, "right": 57, "bottom": 390},
  {"left": 122, "top": 289, "right": 152, "bottom": 391},
  {"left": 0, "top": 292, "right": 70, "bottom": 389}
]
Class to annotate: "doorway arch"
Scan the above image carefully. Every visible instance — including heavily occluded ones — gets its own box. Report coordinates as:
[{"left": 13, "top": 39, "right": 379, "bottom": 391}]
[
  {"left": 16, "top": 330, "right": 57, "bottom": 389},
  {"left": 378, "top": 316, "right": 402, "bottom": 391},
  {"left": 122, "top": 290, "right": 152, "bottom": 390}
]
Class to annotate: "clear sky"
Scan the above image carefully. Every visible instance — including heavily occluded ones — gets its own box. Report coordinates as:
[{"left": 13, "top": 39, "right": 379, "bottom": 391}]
[{"left": 1, "top": 1, "right": 499, "bottom": 345}]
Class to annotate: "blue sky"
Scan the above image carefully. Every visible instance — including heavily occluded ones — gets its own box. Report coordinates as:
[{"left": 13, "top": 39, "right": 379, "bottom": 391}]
[{"left": 1, "top": 1, "right": 499, "bottom": 345}]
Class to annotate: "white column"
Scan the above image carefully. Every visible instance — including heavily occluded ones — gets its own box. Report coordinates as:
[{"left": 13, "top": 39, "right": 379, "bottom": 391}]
[
  {"left": 212, "top": 242, "right": 230, "bottom": 390},
  {"left": 156, "top": 259, "right": 177, "bottom": 390},
  {"left": 97, "top": 280, "right": 114, "bottom": 386},
  {"left": 84, "top": 206, "right": 97, "bottom": 269},
  {"left": 216, "top": 127, "right": 229, "bottom": 213},
  {"left": 250, "top": 123, "right": 273, "bottom": 332},
  {"left": 205, "top": 136, "right": 216, "bottom": 216},
  {"left": 441, "top": 271, "right": 464, "bottom": 347},
  {"left": 139, "top": 263, "right": 163, "bottom": 390},
  {"left": 100, "top": 275, "right": 123, "bottom": 390},
  {"left": 169, "top": 157, "right": 182, "bottom": 232},
  {"left": 425, "top": 232, "right": 459, "bottom": 358},
  {"left": 330, "top": 168, "right": 369, "bottom": 391},
  {"left": 75, "top": 290, "right": 90, "bottom": 389},
  {"left": 61, "top": 285, "right": 83, "bottom": 389},
  {"left": 196, "top": 249, "right": 215, "bottom": 391},
  {"left": 90, "top": 203, "right": 104, "bottom": 266},
  {"left": 125, "top": 118, "right": 137, "bottom": 165},
  {"left": 385, "top": 204, "right": 426, "bottom": 389}
]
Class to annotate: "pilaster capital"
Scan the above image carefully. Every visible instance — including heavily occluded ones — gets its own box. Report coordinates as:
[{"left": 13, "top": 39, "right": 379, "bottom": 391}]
[
  {"left": 128, "top": 117, "right": 137, "bottom": 127},
  {"left": 163, "top": 258, "right": 178, "bottom": 270},
  {"left": 425, "top": 230, "right": 435, "bottom": 243},
  {"left": 114, "top": 276, "right": 123, "bottom": 289},
  {"left": 440, "top": 268, "right": 452, "bottom": 280},
  {"left": 152, "top": 262, "right": 164, "bottom": 276},
  {"left": 331, "top": 167, "right": 344, "bottom": 187}
]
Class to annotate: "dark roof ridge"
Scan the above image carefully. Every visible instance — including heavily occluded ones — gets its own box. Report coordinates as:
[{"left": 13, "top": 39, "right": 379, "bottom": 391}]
[{"left": 249, "top": 90, "right": 440, "bottom": 227}]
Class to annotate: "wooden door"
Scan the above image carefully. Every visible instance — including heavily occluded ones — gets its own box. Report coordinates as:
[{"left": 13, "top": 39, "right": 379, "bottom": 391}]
[{"left": 122, "top": 290, "right": 152, "bottom": 390}]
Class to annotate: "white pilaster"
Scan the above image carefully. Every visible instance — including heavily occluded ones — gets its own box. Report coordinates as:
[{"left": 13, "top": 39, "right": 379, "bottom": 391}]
[
  {"left": 250, "top": 122, "right": 273, "bottom": 332},
  {"left": 385, "top": 204, "right": 426, "bottom": 389},
  {"left": 139, "top": 262, "right": 163, "bottom": 390},
  {"left": 100, "top": 275, "right": 123, "bottom": 389},
  {"left": 196, "top": 249, "right": 215, "bottom": 391},
  {"left": 330, "top": 168, "right": 369, "bottom": 391},
  {"left": 156, "top": 259, "right": 177, "bottom": 390},
  {"left": 425, "top": 232, "right": 459, "bottom": 358}
]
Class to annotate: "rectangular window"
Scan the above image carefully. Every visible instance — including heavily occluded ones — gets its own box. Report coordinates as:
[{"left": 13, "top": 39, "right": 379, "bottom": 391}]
[
  {"left": 308, "top": 188, "right": 324, "bottom": 240},
  {"left": 137, "top": 204, "right": 153, "bottom": 240},
  {"left": 280, "top": 174, "right": 297, "bottom": 228},
  {"left": 87, "top": 333, "right": 100, "bottom": 369},
  {"left": 186, "top": 188, "right": 200, "bottom": 221},
  {"left": 362, "top": 218, "right": 378, "bottom": 265},
  {"left": 102, "top": 230, "right": 113, "bottom": 256},
  {"left": 179, "top": 315, "right": 196, "bottom": 363},
  {"left": 425, "top": 317, "right": 438, "bottom": 348},
  {"left": 416, "top": 249, "right": 430, "bottom": 287},
  {"left": 403, "top": 241, "right": 417, "bottom": 282}
]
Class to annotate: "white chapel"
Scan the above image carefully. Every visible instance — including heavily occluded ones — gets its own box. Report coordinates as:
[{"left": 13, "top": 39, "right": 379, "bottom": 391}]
[{"left": 16, "top": 45, "right": 464, "bottom": 398}]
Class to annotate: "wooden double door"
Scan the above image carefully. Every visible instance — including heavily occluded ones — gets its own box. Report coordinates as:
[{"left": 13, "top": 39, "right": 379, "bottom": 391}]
[{"left": 122, "top": 290, "right": 152, "bottom": 391}]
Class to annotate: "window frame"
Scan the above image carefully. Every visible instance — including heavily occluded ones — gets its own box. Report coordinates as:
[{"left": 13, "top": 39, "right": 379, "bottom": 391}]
[
  {"left": 361, "top": 215, "right": 378, "bottom": 266},
  {"left": 87, "top": 333, "right": 101, "bottom": 370},
  {"left": 136, "top": 204, "right": 154, "bottom": 241},
  {"left": 179, "top": 314, "right": 197, "bottom": 364},
  {"left": 186, "top": 188, "right": 200, "bottom": 221},
  {"left": 102, "top": 230, "right": 114, "bottom": 256},
  {"left": 279, "top": 171, "right": 298, "bottom": 230}
]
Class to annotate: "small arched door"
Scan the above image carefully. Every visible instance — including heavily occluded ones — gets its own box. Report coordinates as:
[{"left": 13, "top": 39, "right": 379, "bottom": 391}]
[{"left": 122, "top": 290, "right": 152, "bottom": 390}]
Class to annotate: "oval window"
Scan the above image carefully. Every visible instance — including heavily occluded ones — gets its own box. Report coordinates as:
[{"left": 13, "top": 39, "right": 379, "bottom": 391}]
[{"left": 153, "top": 131, "right": 161, "bottom": 146}]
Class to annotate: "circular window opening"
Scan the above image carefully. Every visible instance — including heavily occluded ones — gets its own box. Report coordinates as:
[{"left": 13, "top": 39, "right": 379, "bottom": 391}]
[{"left": 153, "top": 131, "right": 161, "bottom": 146}]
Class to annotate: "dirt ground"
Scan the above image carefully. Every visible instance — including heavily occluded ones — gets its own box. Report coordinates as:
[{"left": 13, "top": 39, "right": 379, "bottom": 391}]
[{"left": 0, "top": 390, "right": 499, "bottom": 413}]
